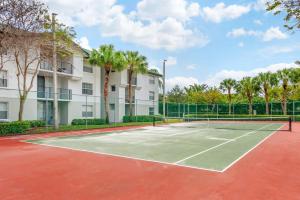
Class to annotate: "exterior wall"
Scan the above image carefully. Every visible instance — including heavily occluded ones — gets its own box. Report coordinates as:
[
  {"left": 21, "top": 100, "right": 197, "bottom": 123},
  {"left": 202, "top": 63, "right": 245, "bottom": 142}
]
[
  {"left": 107, "top": 70, "right": 160, "bottom": 122},
  {"left": 0, "top": 47, "right": 102, "bottom": 124},
  {"left": 0, "top": 47, "right": 160, "bottom": 124}
]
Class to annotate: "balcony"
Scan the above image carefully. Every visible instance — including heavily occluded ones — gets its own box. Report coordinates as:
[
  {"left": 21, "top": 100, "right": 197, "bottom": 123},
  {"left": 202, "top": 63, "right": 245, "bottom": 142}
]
[
  {"left": 40, "top": 60, "right": 73, "bottom": 75},
  {"left": 125, "top": 95, "right": 135, "bottom": 104},
  {"left": 37, "top": 87, "right": 72, "bottom": 101}
]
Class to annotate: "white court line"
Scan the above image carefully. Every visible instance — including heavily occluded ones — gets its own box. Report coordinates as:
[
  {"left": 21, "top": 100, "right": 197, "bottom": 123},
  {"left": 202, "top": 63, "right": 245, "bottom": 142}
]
[
  {"left": 206, "top": 136, "right": 234, "bottom": 141},
  {"left": 220, "top": 124, "right": 284, "bottom": 172},
  {"left": 23, "top": 141, "right": 223, "bottom": 173},
  {"left": 174, "top": 123, "right": 274, "bottom": 164}
]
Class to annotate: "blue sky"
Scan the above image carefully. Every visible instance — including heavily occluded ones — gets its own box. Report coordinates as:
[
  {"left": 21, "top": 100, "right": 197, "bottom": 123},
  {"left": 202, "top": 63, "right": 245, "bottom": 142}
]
[{"left": 42, "top": 0, "right": 300, "bottom": 90}]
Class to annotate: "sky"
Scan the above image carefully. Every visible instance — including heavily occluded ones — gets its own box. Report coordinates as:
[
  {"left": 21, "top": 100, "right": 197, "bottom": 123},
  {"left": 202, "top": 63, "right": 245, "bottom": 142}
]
[{"left": 42, "top": 0, "right": 300, "bottom": 90}]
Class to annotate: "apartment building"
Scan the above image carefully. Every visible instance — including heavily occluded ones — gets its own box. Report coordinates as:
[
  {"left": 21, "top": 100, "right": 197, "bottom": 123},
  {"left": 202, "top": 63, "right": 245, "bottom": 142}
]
[{"left": 0, "top": 45, "right": 161, "bottom": 124}]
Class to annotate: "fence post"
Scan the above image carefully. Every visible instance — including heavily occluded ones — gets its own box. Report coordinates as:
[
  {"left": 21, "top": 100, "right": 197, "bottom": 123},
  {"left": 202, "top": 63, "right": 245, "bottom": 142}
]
[
  {"left": 271, "top": 102, "right": 273, "bottom": 116},
  {"left": 293, "top": 101, "right": 295, "bottom": 121},
  {"left": 85, "top": 95, "right": 88, "bottom": 129},
  {"left": 196, "top": 103, "right": 198, "bottom": 118},
  {"left": 233, "top": 103, "right": 235, "bottom": 119},
  {"left": 178, "top": 103, "right": 180, "bottom": 118},
  {"left": 217, "top": 104, "right": 219, "bottom": 119}
]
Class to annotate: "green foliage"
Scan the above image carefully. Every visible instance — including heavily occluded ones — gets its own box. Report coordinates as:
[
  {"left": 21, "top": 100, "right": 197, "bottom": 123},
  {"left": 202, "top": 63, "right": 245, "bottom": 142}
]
[
  {"left": 266, "top": 0, "right": 300, "bottom": 31},
  {"left": 71, "top": 118, "right": 106, "bottom": 125},
  {"left": 0, "top": 121, "right": 30, "bottom": 135},
  {"left": 26, "top": 120, "right": 46, "bottom": 128},
  {"left": 123, "top": 115, "right": 162, "bottom": 123},
  {"left": 167, "top": 85, "right": 186, "bottom": 103}
]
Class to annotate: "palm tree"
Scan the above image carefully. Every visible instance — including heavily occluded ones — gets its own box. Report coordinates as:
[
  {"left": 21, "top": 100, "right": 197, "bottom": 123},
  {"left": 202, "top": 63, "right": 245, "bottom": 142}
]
[
  {"left": 255, "top": 72, "right": 278, "bottom": 115},
  {"left": 124, "top": 51, "right": 148, "bottom": 116},
  {"left": 277, "top": 69, "right": 292, "bottom": 115},
  {"left": 235, "top": 77, "right": 259, "bottom": 115},
  {"left": 89, "top": 44, "right": 125, "bottom": 123},
  {"left": 184, "top": 84, "right": 207, "bottom": 94},
  {"left": 219, "top": 78, "right": 236, "bottom": 115}
]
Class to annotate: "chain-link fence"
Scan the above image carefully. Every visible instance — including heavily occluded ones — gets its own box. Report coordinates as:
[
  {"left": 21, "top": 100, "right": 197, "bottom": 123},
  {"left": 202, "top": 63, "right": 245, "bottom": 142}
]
[
  {"left": 0, "top": 88, "right": 160, "bottom": 130},
  {"left": 159, "top": 101, "right": 300, "bottom": 121}
]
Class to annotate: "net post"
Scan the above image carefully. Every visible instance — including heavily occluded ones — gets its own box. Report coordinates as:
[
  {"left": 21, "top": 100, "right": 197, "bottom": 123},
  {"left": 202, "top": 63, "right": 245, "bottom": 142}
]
[{"left": 289, "top": 116, "right": 292, "bottom": 132}]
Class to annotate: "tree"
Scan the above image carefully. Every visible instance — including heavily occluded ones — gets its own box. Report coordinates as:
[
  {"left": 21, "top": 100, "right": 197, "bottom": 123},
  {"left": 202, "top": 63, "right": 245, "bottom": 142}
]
[
  {"left": 204, "top": 87, "right": 224, "bottom": 104},
  {"left": 184, "top": 84, "right": 207, "bottom": 94},
  {"left": 124, "top": 51, "right": 148, "bottom": 116},
  {"left": 1, "top": 0, "right": 50, "bottom": 121},
  {"left": 235, "top": 77, "right": 259, "bottom": 114},
  {"left": 255, "top": 72, "right": 278, "bottom": 114},
  {"left": 167, "top": 85, "right": 186, "bottom": 103},
  {"left": 219, "top": 78, "right": 237, "bottom": 114},
  {"left": 277, "top": 69, "right": 293, "bottom": 115},
  {"left": 267, "top": 0, "right": 300, "bottom": 31},
  {"left": 89, "top": 45, "right": 126, "bottom": 123},
  {"left": 0, "top": 0, "right": 75, "bottom": 121}
]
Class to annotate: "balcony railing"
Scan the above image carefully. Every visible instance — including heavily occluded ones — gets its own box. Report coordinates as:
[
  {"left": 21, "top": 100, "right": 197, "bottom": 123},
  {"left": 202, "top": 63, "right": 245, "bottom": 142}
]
[
  {"left": 37, "top": 87, "right": 72, "bottom": 100},
  {"left": 40, "top": 60, "right": 73, "bottom": 75}
]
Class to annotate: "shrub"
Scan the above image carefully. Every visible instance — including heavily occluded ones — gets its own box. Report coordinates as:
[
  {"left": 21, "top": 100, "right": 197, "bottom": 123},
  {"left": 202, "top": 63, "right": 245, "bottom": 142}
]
[
  {"left": 71, "top": 118, "right": 106, "bottom": 125},
  {"left": 123, "top": 115, "right": 163, "bottom": 123},
  {"left": 25, "top": 120, "right": 46, "bottom": 128},
  {"left": 0, "top": 121, "right": 30, "bottom": 136}
]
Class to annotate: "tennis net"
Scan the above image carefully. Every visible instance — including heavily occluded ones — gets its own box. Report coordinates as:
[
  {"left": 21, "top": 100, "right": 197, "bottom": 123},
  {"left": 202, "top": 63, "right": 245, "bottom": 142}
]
[{"left": 163, "top": 116, "right": 292, "bottom": 131}]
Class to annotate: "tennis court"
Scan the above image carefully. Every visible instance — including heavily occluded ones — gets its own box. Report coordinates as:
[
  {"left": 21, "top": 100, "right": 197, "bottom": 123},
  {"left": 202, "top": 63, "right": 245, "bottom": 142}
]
[{"left": 27, "top": 117, "right": 290, "bottom": 172}]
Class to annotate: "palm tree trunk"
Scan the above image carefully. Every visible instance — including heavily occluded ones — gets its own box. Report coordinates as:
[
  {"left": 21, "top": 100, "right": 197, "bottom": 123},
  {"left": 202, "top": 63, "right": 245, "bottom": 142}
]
[
  {"left": 265, "top": 92, "right": 269, "bottom": 115},
  {"left": 104, "top": 70, "right": 110, "bottom": 123},
  {"left": 128, "top": 71, "right": 133, "bottom": 117},
  {"left": 282, "top": 86, "right": 287, "bottom": 115},
  {"left": 228, "top": 89, "right": 232, "bottom": 115},
  {"left": 248, "top": 97, "right": 253, "bottom": 115}
]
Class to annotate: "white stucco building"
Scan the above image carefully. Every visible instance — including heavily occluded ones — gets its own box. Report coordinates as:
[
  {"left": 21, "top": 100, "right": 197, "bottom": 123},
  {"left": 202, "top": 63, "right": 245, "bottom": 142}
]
[{"left": 0, "top": 45, "right": 161, "bottom": 124}]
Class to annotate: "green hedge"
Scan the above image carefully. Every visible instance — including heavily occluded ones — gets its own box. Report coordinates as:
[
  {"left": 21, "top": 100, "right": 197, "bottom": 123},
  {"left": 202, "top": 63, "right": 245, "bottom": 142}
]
[
  {"left": 123, "top": 115, "right": 163, "bottom": 123},
  {"left": 71, "top": 118, "right": 106, "bottom": 125},
  {"left": 0, "top": 121, "right": 31, "bottom": 136},
  {"left": 26, "top": 120, "right": 46, "bottom": 128}
]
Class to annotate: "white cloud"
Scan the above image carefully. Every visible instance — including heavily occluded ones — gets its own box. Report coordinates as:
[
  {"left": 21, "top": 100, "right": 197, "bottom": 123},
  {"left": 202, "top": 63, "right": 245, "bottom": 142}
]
[
  {"left": 260, "top": 45, "right": 300, "bottom": 56},
  {"left": 42, "top": 0, "right": 208, "bottom": 51},
  {"left": 78, "top": 36, "right": 91, "bottom": 50},
  {"left": 254, "top": 19, "right": 263, "bottom": 25},
  {"left": 166, "top": 76, "right": 199, "bottom": 91},
  {"left": 186, "top": 64, "right": 196, "bottom": 70},
  {"left": 227, "top": 28, "right": 259, "bottom": 37},
  {"left": 262, "top": 26, "right": 288, "bottom": 41},
  {"left": 202, "top": 3, "right": 250, "bottom": 23},
  {"left": 227, "top": 26, "right": 287, "bottom": 42},
  {"left": 238, "top": 42, "right": 244, "bottom": 47},
  {"left": 205, "top": 63, "right": 298, "bottom": 86},
  {"left": 136, "top": 0, "right": 200, "bottom": 22},
  {"left": 253, "top": 0, "right": 268, "bottom": 11},
  {"left": 166, "top": 56, "right": 177, "bottom": 66}
]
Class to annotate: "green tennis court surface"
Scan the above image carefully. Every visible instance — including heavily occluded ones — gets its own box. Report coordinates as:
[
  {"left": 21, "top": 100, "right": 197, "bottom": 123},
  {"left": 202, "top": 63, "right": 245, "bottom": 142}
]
[{"left": 27, "top": 121, "right": 285, "bottom": 172}]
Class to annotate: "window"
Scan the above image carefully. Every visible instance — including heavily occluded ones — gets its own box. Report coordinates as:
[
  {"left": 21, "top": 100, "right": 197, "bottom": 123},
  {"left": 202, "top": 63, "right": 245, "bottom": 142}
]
[
  {"left": 149, "top": 107, "right": 154, "bottom": 115},
  {"left": 82, "top": 105, "right": 93, "bottom": 117},
  {"left": 110, "top": 104, "right": 115, "bottom": 111},
  {"left": 149, "top": 91, "right": 155, "bottom": 100},
  {"left": 149, "top": 76, "right": 155, "bottom": 84},
  {"left": 0, "top": 102, "right": 8, "bottom": 119},
  {"left": 83, "top": 66, "right": 93, "bottom": 73},
  {"left": 111, "top": 85, "right": 116, "bottom": 92},
  {"left": 82, "top": 82, "right": 93, "bottom": 95},
  {"left": 0, "top": 71, "right": 7, "bottom": 87}
]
